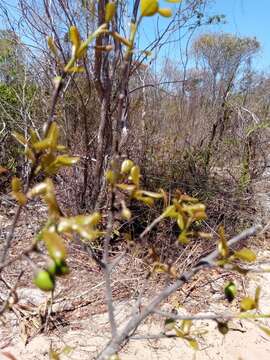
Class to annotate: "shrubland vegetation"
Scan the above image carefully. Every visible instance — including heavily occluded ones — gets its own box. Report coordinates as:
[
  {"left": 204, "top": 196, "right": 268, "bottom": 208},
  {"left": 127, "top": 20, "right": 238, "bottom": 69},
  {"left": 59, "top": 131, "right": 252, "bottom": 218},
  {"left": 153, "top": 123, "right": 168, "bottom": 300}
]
[{"left": 0, "top": 0, "right": 270, "bottom": 359}]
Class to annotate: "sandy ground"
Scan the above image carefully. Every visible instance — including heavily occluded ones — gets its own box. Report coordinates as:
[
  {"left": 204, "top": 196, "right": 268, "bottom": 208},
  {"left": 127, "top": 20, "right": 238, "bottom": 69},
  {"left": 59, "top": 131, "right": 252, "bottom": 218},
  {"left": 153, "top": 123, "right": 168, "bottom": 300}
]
[{"left": 1, "top": 256, "right": 270, "bottom": 360}]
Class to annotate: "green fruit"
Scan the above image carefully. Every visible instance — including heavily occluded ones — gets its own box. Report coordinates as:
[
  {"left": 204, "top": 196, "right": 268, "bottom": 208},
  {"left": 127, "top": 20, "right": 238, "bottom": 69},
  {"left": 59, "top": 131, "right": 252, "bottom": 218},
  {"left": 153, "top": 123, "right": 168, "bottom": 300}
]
[
  {"left": 34, "top": 270, "right": 55, "bottom": 291},
  {"left": 218, "top": 322, "right": 229, "bottom": 335},
  {"left": 57, "top": 260, "right": 70, "bottom": 276},
  {"left": 47, "top": 260, "right": 70, "bottom": 276},
  {"left": 224, "top": 281, "right": 237, "bottom": 302}
]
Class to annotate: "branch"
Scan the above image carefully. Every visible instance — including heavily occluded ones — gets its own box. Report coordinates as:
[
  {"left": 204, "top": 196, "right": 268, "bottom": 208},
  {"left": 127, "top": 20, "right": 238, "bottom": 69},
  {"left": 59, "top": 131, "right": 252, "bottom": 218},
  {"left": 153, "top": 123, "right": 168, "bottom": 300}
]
[{"left": 97, "top": 224, "right": 261, "bottom": 359}]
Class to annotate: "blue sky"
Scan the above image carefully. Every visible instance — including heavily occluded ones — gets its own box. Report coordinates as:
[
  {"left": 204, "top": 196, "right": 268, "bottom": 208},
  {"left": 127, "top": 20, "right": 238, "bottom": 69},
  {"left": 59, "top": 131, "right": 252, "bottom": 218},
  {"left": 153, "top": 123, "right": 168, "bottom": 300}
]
[
  {"left": 210, "top": 0, "right": 270, "bottom": 71},
  {"left": 136, "top": 0, "right": 269, "bottom": 73},
  {"left": 0, "top": 0, "right": 269, "bottom": 71}
]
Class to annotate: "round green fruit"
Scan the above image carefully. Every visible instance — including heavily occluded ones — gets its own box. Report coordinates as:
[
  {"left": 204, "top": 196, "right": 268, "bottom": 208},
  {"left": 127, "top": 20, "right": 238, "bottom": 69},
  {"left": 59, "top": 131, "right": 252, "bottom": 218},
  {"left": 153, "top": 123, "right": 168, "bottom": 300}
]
[
  {"left": 34, "top": 269, "right": 55, "bottom": 291},
  {"left": 224, "top": 281, "right": 237, "bottom": 303}
]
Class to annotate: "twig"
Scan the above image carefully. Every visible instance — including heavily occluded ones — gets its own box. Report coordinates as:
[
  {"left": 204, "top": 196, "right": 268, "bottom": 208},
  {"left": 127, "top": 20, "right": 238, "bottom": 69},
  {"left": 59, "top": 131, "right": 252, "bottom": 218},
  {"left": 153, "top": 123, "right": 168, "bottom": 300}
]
[{"left": 97, "top": 224, "right": 261, "bottom": 359}]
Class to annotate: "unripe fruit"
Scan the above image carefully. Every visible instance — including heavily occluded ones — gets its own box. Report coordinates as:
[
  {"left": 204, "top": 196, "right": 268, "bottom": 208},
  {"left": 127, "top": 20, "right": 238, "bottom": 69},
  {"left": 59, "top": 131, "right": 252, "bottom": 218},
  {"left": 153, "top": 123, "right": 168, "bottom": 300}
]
[
  {"left": 224, "top": 281, "right": 237, "bottom": 303},
  {"left": 34, "top": 270, "right": 55, "bottom": 291},
  {"left": 47, "top": 260, "right": 70, "bottom": 276}
]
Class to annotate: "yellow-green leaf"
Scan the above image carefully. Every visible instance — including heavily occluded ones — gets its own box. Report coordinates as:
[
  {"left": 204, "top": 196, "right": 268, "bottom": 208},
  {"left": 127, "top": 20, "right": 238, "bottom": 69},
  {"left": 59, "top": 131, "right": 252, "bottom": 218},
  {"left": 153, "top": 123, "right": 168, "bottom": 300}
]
[
  {"left": 105, "top": 2, "right": 116, "bottom": 22},
  {"left": 11, "top": 177, "right": 27, "bottom": 205},
  {"left": 65, "top": 66, "right": 85, "bottom": 73},
  {"left": 158, "top": 8, "right": 172, "bottom": 17},
  {"left": 70, "top": 26, "right": 81, "bottom": 52},
  {"left": 130, "top": 165, "right": 140, "bottom": 185},
  {"left": 217, "top": 226, "right": 229, "bottom": 258},
  {"left": 121, "top": 159, "right": 134, "bottom": 174},
  {"left": 234, "top": 248, "right": 256, "bottom": 262},
  {"left": 141, "top": 0, "right": 159, "bottom": 17},
  {"left": 47, "top": 36, "right": 58, "bottom": 57},
  {"left": 186, "top": 337, "right": 199, "bottom": 350},
  {"left": 259, "top": 325, "right": 270, "bottom": 336},
  {"left": 12, "top": 131, "right": 27, "bottom": 146},
  {"left": 42, "top": 230, "right": 67, "bottom": 263},
  {"left": 139, "top": 190, "right": 163, "bottom": 199},
  {"left": 111, "top": 32, "right": 132, "bottom": 47},
  {"left": 181, "top": 320, "right": 192, "bottom": 335},
  {"left": 55, "top": 155, "right": 79, "bottom": 166},
  {"left": 240, "top": 297, "right": 256, "bottom": 311}
]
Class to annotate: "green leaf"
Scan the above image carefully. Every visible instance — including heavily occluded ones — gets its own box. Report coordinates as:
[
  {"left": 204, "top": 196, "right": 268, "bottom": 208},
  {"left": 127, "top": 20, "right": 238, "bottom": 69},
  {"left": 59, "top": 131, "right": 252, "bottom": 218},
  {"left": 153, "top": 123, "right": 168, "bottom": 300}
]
[
  {"left": 234, "top": 248, "right": 256, "bottom": 262},
  {"left": 164, "top": 318, "right": 176, "bottom": 331}
]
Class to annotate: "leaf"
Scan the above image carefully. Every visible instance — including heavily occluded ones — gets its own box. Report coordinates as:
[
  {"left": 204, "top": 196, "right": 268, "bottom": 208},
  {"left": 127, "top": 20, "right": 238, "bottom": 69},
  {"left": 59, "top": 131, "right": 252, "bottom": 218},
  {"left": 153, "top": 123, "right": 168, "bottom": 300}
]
[
  {"left": 42, "top": 230, "right": 67, "bottom": 263},
  {"left": 158, "top": 8, "right": 172, "bottom": 17},
  {"left": 141, "top": 0, "right": 159, "bottom": 17},
  {"left": 255, "top": 286, "right": 261, "bottom": 307},
  {"left": 240, "top": 297, "right": 256, "bottom": 311},
  {"left": 181, "top": 319, "right": 192, "bottom": 335},
  {"left": 130, "top": 165, "right": 140, "bottom": 185},
  {"left": 178, "top": 231, "right": 189, "bottom": 244},
  {"left": 69, "top": 26, "right": 81, "bottom": 53},
  {"left": 177, "top": 215, "right": 185, "bottom": 230},
  {"left": 121, "top": 159, "right": 134, "bottom": 174},
  {"left": 105, "top": 2, "right": 116, "bottom": 22},
  {"left": 164, "top": 318, "right": 176, "bottom": 331},
  {"left": 55, "top": 155, "right": 80, "bottom": 166},
  {"left": 12, "top": 131, "right": 27, "bottom": 146},
  {"left": 186, "top": 337, "right": 199, "bottom": 350},
  {"left": 11, "top": 177, "right": 27, "bottom": 205},
  {"left": 163, "top": 205, "right": 179, "bottom": 219},
  {"left": 234, "top": 248, "right": 256, "bottom": 262},
  {"left": 28, "top": 182, "right": 48, "bottom": 197},
  {"left": 47, "top": 36, "right": 58, "bottom": 57},
  {"left": 111, "top": 32, "right": 132, "bottom": 47},
  {"left": 116, "top": 183, "right": 136, "bottom": 192},
  {"left": 105, "top": 170, "right": 118, "bottom": 185},
  {"left": 259, "top": 325, "right": 270, "bottom": 336},
  {"left": 25, "top": 146, "right": 36, "bottom": 162},
  {"left": 134, "top": 194, "right": 154, "bottom": 207},
  {"left": 65, "top": 66, "right": 85, "bottom": 73},
  {"left": 217, "top": 226, "right": 229, "bottom": 258},
  {"left": 139, "top": 190, "right": 163, "bottom": 199},
  {"left": 152, "top": 262, "right": 169, "bottom": 274}
]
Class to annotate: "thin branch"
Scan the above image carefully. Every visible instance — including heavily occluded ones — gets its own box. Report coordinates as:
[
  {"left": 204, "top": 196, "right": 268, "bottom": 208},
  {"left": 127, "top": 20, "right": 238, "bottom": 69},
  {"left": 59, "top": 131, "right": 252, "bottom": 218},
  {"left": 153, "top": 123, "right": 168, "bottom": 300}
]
[{"left": 97, "top": 224, "right": 261, "bottom": 359}]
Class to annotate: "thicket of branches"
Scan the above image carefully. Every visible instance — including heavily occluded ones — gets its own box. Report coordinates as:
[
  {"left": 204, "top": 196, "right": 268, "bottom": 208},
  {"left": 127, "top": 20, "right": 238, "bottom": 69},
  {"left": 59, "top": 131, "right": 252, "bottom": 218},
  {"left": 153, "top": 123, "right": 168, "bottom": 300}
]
[{"left": 0, "top": 0, "right": 270, "bottom": 359}]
